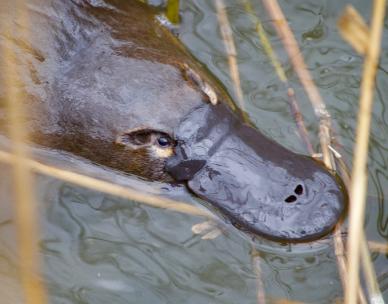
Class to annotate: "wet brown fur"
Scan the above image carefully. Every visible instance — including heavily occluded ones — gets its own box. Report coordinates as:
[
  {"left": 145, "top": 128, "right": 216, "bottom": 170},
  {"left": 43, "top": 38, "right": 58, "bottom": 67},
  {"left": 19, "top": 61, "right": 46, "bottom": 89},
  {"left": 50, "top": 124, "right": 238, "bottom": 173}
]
[{"left": 0, "top": 0, "right": 234, "bottom": 182}]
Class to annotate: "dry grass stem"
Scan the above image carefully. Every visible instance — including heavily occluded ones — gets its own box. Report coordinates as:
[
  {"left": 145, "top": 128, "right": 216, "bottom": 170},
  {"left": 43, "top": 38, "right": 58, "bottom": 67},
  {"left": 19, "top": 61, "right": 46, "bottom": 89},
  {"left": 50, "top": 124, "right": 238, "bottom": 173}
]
[
  {"left": 287, "top": 88, "right": 315, "bottom": 155},
  {"left": 0, "top": 149, "right": 213, "bottom": 219},
  {"left": 270, "top": 299, "right": 305, "bottom": 304},
  {"left": 242, "top": 0, "right": 314, "bottom": 155},
  {"left": 2, "top": 2, "right": 48, "bottom": 303},
  {"left": 361, "top": 240, "right": 385, "bottom": 302},
  {"left": 217, "top": 2, "right": 266, "bottom": 300},
  {"left": 333, "top": 229, "right": 368, "bottom": 304},
  {"left": 191, "top": 221, "right": 223, "bottom": 240},
  {"left": 345, "top": 1, "right": 386, "bottom": 303},
  {"left": 332, "top": 230, "right": 348, "bottom": 289},
  {"left": 360, "top": 239, "right": 384, "bottom": 303},
  {"left": 261, "top": 0, "right": 333, "bottom": 169},
  {"left": 261, "top": 1, "right": 384, "bottom": 303},
  {"left": 200, "top": 228, "right": 223, "bottom": 240},
  {"left": 242, "top": 0, "right": 286, "bottom": 83},
  {"left": 333, "top": 172, "right": 377, "bottom": 303},
  {"left": 251, "top": 249, "right": 266, "bottom": 304},
  {"left": 332, "top": 163, "right": 368, "bottom": 304},
  {"left": 259, "top": 0, "right": 358, "bottom": 300},
  {"left": 214, "top": 0, "right": 246, "bottom": 116},
  {"left": 368, "top": 241, "right": 388, "bottom": 254},
  {"left": 338, "top": 5, "right": 369, "bottom": 56}
]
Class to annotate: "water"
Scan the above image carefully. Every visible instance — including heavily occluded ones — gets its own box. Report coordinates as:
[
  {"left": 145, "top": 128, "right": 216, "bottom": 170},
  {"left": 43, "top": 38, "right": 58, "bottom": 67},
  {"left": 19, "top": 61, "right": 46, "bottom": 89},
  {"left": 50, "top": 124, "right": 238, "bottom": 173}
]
[{"left": 0, "top": 0, "right": 387, "bottom": 303}]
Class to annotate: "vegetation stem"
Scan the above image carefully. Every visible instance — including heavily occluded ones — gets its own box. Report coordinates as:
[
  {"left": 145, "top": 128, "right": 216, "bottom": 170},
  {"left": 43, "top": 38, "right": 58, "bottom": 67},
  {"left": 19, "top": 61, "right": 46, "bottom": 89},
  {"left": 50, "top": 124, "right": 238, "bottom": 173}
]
[{"left": 345, "top": 1, "right": 386, "bottom": 303}]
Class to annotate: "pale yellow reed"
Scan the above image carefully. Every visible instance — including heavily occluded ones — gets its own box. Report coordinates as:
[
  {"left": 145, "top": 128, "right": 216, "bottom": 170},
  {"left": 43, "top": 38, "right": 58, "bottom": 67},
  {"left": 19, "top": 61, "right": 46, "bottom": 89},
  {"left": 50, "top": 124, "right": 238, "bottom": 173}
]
[
  {"left": 338, "top": 5, "right": 369, "bottom": 56},
  {"left": 261, "top": 0, "right": 334, "bottom": 169},
  {"left": 345, "top": 1, "right": 386, "bottom": 303},
  {"left": 0, "top": 149, "right": 213, "bottom": 218},
  {"left": 214, "top": 0, "right": 246, "bottom": 115},
  {"left": 2, "top": 1, "right": 48, "bottom": 303}
]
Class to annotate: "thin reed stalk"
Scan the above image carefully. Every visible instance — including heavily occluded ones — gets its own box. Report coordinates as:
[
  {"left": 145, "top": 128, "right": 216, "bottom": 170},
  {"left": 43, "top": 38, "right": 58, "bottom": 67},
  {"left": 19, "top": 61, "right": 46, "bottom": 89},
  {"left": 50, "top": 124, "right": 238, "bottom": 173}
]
[
  {"left": 331, "top": 136, "right": 368, "bottom": 304},
  {"left": 0, "top": 149, "right": 212, "bottom": 219},
  {"left": 345, "top": 0, "right": 386, "bottom": 303},
  {"left": 260, "top": 1, "right": 384, "bottom": 303},
  {"left": 361, "top": 240, "right": 385, "bottom": 303},
  {"left": 251, "top": 248, "right": 266, "bottom": 304},
  {"left": 242, "top": 0, "right": 314, "bottom": 155},
  {"left": 286, "top": 88, "right": 315, "bottom": 155},
  {"left": 214, "top": 2, "right": 264, "bottom": 303},
  {"left": 332, "top": 165, "right": 368, "bottom": 304},
  {"left": 337, "top": 5, "right": 369, "bottom": 56},
  {"left": 257, "top": 0, "right": 350, "bottom": 299},
  {"left": 333, "top": 229, "right": 368, "bottom": 304},
  {"left": 270, "top": 299, "right": 305, "bottom": 304},
  {"left": 242, "top": 2, "right": 351, "bottom": 302},
  {"left": 214, "top": 0, "right": 247, "bottom": 117},
  {"left": 368, "top": 241, "right": 388, "bottom": 254},
  {"left": 261, "top": 0, "right": 334, "bottom": 169},
  {"left": 263, "top": 0, "right": 335, "bottom": 169},
  {"left": 242, "top": 0, "right": 286, "bottom": 83},
  {"left": 2, "top": 1, "right": 48, "bottom": 303}
]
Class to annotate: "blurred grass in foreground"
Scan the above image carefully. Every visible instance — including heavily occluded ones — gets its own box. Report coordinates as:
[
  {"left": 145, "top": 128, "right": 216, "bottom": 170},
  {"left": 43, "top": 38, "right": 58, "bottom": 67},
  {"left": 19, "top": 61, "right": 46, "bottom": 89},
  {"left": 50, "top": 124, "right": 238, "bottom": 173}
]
[{"left": 2, "top": 1, "right": 48, "bottom": 303}]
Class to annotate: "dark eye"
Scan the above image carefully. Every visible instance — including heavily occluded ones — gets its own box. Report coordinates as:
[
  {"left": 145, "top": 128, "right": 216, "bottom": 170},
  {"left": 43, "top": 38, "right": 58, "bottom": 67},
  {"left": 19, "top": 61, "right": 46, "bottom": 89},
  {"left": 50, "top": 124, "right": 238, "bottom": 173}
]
[{"left": 157, "top": 136, "right": 171, "bottom": 147}]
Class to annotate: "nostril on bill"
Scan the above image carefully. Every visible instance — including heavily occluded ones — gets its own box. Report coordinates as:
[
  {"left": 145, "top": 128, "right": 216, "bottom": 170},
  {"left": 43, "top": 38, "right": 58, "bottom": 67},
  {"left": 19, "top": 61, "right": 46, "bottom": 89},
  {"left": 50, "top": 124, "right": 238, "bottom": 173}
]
[
  {"left": 285, "top": 195, "right": 297, "bottom": 203},
  {"left": 284, "top": 184, "right": 304, "bottom": 203},
  {"left": 294, "top": 184, "right": 304, "bottom": 195}
]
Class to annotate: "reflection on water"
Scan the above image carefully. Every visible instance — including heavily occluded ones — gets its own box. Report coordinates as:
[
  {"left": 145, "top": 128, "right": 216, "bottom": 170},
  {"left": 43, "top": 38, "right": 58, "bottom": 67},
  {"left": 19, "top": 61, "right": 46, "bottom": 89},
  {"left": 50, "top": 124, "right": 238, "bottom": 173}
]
[{"left": 0, "top": 0, "right": 387, "bottom": 303}]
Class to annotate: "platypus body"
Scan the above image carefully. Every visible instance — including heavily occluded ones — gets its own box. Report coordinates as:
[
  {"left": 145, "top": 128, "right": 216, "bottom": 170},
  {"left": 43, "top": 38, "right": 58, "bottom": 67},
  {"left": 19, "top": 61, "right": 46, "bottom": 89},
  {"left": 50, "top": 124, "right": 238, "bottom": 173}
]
[{"left": 0, "top": 0, "right": 346, "bottom": 241}]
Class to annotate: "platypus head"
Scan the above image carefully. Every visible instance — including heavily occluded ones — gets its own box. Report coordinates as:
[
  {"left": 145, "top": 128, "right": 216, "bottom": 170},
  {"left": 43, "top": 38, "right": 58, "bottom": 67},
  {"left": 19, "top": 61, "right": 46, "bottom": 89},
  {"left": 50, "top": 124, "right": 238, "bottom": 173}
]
[{"left": 113, "top": 64, "right": 346, "bottom": 243}]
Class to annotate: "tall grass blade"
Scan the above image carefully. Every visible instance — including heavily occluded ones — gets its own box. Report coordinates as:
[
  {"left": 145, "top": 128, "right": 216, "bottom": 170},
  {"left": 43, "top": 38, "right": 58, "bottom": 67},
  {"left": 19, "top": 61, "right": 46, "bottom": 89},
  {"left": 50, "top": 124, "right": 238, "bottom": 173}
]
[
  {"left": 345, "top": 0, "right": 386, "bottom": 303},
  {"left": 2, "top": 1, "right": 48, "bottom": 303}
]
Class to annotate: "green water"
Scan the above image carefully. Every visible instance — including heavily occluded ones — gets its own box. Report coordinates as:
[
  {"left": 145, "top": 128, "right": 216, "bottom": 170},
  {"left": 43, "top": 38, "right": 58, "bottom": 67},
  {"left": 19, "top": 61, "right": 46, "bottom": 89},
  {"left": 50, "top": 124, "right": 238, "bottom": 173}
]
[{"left": 0, "top": 0, "right": 387, "bottom": 303}]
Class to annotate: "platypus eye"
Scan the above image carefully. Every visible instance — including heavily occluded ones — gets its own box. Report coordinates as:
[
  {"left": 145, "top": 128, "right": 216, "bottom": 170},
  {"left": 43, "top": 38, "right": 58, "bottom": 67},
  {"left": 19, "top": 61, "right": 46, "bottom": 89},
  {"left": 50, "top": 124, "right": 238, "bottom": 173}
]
[
  {"left": 116, "top": 128, "right": 174, "bottom": 150},
  {"left": 157, "top": 136, "right": 172, "bottom": 148}
]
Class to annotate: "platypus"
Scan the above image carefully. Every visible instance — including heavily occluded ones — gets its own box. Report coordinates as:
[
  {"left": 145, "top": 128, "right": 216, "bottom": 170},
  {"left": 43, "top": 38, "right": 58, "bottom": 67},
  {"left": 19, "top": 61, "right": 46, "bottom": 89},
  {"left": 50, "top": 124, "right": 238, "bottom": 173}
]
[{"left": 0, "top": 0, "right": 346, "bottom": 242}]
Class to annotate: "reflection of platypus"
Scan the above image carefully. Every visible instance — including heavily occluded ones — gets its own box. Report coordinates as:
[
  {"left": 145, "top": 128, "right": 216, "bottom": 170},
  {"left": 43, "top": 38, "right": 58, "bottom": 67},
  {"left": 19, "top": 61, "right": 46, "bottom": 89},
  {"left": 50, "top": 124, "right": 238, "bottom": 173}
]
[{"left": 0, "top": 0, "right": 346, "bottom": 241}]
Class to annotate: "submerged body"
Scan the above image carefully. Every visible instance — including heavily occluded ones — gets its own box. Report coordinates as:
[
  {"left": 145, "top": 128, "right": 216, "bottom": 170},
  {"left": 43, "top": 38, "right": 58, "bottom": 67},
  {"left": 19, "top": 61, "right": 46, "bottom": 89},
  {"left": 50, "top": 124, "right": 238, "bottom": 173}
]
[{"left": 0, "top": 0, "right": 346, "bottom": 241}]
